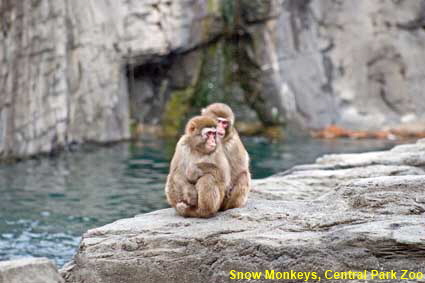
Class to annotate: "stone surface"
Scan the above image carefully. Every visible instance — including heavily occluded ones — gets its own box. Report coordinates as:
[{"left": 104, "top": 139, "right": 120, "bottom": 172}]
[
  {"left": 62, "top": 139, "right": 425, "bottom": 283},
  {"left": 0, "top": 257, "right": 63, "bottom": 283}
]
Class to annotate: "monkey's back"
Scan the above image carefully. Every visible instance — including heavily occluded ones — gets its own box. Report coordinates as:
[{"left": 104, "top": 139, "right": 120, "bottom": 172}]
[{"left": 223, "top": 131, "right": 250, "bottom": 179}]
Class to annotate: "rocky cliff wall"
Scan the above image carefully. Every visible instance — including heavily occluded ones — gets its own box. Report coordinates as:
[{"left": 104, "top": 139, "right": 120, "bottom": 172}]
[
  {"left": 1, "top": 0, "right": 425, "bottom": 159},
  {"left": 0, "top": 0, "right": 223, "bottom": 158},
  {"left": 232, "top": 0, "right": 425, "bottom": 129},
  {"left": 268, "top": 0, "right": 425, "bottom": 129}
]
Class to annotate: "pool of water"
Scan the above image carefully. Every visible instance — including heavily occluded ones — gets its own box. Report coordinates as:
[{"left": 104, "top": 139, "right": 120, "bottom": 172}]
[{"left": 0, "top": 136, "right": 402, "bottom": 266}]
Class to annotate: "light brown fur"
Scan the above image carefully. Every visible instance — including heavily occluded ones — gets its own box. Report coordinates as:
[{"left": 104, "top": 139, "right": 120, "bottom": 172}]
[
  {"left": 165, "top": 116, "right": 230, "bottom": 218},
  {"left": 202, "top": 103, "right": 251, "bottom": 210}
]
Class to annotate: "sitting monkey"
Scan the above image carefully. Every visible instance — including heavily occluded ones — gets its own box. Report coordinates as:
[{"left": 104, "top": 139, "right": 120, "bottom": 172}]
[
  {"left": 202, "top": 103, "right": 251, "bottom": 210},
  {"left": 165, "top": 116, "right": 230, "bottom": 218}
]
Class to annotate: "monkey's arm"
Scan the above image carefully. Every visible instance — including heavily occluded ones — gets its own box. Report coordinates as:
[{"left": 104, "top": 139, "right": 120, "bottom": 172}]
[
  {"left": 185, "top": 162, "right": 203, "bottom": 183},
  {"left": 196, "top": 162, "right": 224, "bottom": 182},
  {"left": 166, "top": 164, "right": 199, "bottom": 208},
  {"left": 166, "top": 141, "right": 194, "bottom": 206},
  {"left": 187, "top": 162, "right": 225, "bottom": 183}
]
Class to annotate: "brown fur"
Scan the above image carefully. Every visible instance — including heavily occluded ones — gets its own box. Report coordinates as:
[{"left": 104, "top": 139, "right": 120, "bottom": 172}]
[
  {"left": 165, "top": 116, "right": 230, "bottom": 218},
  {"left": 201, "top": 103, "right": 251, "bottom": 210}
]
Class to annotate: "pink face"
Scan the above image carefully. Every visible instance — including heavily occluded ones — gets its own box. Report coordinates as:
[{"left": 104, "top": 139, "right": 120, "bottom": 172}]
[
  {"left": 201, "top": 127, "right": 217, "bottom": 152},
  {"left": 216, "top": 118, "right": 229, "bottom": 138}
]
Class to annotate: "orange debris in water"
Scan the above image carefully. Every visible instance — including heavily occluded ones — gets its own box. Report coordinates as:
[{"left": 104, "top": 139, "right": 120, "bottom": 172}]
[
  {"left": 312, "top": 123, "right": 425, "bottom": 140},
  {"left": 311, "top": 124, "right": 395, "bottom": 140}
]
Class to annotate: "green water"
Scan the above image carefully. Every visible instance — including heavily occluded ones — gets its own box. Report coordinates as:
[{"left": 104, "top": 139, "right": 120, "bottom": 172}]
[{"left": 0, "top": 136, "right": 401, "bottom": 266}]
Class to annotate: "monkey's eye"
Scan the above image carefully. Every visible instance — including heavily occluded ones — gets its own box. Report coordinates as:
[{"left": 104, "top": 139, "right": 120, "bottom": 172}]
[
  {"left": 201, "top": 127, "right": 217, "bottom": 138},
  {"left": 217, "top": 118, "right": 229, "bottom": 128}
]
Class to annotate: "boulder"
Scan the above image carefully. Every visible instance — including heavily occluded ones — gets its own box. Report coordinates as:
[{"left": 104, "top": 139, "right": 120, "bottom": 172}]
[
  {"left": 0, "top": 258, "right": 63, "bottom": 283},
  {"left": 62, "top": 139, "right": 425, "bottom": 283}
]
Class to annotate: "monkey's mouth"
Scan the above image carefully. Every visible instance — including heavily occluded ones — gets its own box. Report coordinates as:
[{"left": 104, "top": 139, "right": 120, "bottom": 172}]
[
  {"left": 205, "top": 139, "right": 216, "bottom": 152},
  {"left": 205, "top": 144, "right": 216, "bottom": 152}
]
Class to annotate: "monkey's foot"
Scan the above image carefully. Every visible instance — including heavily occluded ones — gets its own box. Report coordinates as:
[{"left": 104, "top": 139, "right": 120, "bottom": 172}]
[
  {"left": 176, "top": 202, "right": 189, "bottom": 211},
  {"left": 176, "top": 202, "right": 192, "bottom": 216}
]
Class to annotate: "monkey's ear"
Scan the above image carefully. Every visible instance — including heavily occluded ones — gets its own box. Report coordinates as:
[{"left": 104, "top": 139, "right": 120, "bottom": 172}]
[
  {"left": 201, "top": 108, "right": 206, "bottom": 115},
  {"left": 185, "top": 120, "right": 197, "bottom": 135}
]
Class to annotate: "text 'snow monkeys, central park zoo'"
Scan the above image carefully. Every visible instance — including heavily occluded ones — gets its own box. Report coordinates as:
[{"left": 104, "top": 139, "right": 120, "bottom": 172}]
[
  {"left": 201, "top": 103, "right": 251, "bottom": 210},
  {"left": 165, "top": 116, "right": 231, "bottom": 218}
]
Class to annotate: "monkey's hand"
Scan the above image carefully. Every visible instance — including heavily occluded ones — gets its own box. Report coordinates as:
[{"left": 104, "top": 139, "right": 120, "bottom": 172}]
[{"left": 186, "top": 164, "right": 203, "bottom": 183}]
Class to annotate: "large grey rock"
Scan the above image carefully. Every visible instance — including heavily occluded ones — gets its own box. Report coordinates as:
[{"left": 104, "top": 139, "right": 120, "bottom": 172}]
[
  {"left": 62, "top": 139, "right": 425, "bottom": 283},
  {"left": 0, "top": 258, "right": 63, "bottom": 283},
  {"left": 267, "top": 0, "right": 425, "bottom": 130}
]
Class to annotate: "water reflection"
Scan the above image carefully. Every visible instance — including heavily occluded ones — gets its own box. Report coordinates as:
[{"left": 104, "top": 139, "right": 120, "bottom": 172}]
[{"left": 0, "top": 136, "right": 402, "bottom": 265}]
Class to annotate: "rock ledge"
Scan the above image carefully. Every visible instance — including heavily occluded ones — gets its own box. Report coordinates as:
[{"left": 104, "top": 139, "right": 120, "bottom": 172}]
[{"left": 62, "top": 139, "right": 425, "bottom": 283}]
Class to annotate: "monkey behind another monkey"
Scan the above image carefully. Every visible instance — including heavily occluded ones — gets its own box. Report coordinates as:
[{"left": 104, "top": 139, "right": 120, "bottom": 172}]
[{"left": 201, "top": 103, "right": 251, "bottom": 210}]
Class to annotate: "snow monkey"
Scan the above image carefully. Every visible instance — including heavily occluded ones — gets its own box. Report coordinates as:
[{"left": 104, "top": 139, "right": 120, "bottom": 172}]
[
  {"left": 201, "top": 103, "right": 251, "bottom": 210},
  {"left": 165, "top": 116, "right": 230, "bottom": 218}
]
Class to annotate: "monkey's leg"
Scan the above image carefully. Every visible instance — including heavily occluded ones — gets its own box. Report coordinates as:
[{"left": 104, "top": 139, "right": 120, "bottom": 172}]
[
  {"left": 166, "top": 176, "right": 197, "bottom": 210},
  {"left": 183, "top": 184, "right": 198, "bottom": 207},
  {"left": 221, "top": 171, "right": 251, "bottom": 210},
  {"left": 178, "top": 175, "right": 224, "bottom": 218},
  {"left": 175, "top": 183, "right": 198, "bottom": 217},
  {"left": 165, "top": 178, "right": 180, "bottom": 207},
  {"left": 196, "top": 175, "right": 223, "bottom": 217}
]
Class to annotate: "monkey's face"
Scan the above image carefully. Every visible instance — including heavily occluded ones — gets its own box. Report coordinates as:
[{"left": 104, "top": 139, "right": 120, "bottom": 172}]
[
  {"left": 216, "top": 117, "right": 229, "bottom": 139},
  {"left": 201, "top": 127, "right": 217, "bottom": 153},
  {"left": 201, "top": 103, "right": 234, "bottom": 139}
]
